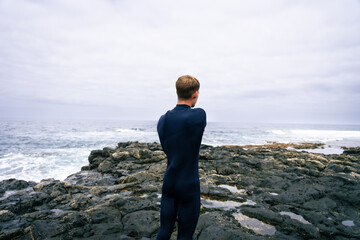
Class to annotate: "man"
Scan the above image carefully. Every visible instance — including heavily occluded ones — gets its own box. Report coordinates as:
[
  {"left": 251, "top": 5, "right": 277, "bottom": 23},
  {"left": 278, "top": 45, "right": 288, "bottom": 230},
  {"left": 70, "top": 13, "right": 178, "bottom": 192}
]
[{"left": 156, "top": 75, "right": 206, "bottom": 240}]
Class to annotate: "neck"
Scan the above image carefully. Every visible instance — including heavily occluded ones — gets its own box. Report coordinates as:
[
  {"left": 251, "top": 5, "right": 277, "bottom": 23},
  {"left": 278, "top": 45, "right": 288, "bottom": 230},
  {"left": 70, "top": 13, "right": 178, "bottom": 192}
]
[{"left": 177, "top": 99, "right": 193, "bottom": 107}]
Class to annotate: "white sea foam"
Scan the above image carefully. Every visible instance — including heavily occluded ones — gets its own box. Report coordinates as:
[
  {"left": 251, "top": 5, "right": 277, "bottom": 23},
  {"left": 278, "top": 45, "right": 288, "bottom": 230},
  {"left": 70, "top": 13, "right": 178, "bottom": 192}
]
[
  {"left": 290, "top": 129, "right": 360, "bottom": 142},
  {"left": 116, "top": 128, "right": 141, "bottom": 133},
  {"left": 0, "top": 190, "right": 18, "bottom": 201},
  {"left": 271, "top": 130, "right": 286, "bottom": 135},
  {"left": 0, "top": 148, "right": 90, "bottom": 182},
  {"left": 1, "top": 120, "right": 359, "bottom": 182},
  {"left": 0, "top": 187, "right": 34, "bottom": 201}
]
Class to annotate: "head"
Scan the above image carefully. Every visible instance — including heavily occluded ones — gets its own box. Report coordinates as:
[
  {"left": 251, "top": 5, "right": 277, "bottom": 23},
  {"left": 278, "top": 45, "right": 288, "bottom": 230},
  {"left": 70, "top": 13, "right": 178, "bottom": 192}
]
[{"left": 176, "top": 75, "right": 200, "bottom": 107}]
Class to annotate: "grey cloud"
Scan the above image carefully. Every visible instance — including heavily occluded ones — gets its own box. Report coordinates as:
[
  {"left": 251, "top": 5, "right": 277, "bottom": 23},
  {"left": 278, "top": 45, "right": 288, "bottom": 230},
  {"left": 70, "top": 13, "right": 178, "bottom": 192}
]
[{"left": 0, "top": 0, "right": 359, "bottom": 124}]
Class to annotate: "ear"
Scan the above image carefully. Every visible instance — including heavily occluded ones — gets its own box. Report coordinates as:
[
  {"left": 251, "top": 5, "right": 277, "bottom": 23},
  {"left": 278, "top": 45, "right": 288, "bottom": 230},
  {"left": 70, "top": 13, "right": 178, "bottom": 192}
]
[{"left": 193, "top": 91, "right": 199, "bottom": 98}]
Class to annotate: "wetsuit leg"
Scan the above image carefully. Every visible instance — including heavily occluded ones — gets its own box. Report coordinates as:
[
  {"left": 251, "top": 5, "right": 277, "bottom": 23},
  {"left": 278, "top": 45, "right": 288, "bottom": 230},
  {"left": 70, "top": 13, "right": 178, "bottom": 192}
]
[
  {"left": 177, "top": 194, "right": 201, "bottom": 240},
  {"left": 157, "top": 193, "right": 178, "bottom": 240}
]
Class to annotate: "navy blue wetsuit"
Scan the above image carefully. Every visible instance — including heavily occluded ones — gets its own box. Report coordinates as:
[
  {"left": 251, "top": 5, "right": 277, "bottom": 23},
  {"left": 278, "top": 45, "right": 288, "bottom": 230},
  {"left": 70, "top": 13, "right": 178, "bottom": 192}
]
[{"left": 156, "top": 104, "right": 206, "bottom": 240}]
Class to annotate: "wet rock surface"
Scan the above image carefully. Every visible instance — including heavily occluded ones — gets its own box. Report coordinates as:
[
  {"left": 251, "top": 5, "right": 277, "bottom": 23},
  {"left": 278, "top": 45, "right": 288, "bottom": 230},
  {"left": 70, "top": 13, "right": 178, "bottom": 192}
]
[{"left": 1, "top": 141, "right": 359, "bottom": 239}]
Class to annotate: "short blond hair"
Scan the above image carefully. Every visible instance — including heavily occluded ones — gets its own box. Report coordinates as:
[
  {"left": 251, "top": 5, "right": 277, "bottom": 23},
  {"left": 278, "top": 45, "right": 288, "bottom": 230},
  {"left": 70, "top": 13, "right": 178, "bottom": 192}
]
[{"left": 176, "top": 75, "right": 200, "bottom": 100}]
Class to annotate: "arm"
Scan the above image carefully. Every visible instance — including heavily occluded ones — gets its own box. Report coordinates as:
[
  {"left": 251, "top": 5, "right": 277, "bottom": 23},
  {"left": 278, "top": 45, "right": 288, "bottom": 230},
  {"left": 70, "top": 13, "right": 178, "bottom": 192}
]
[{"left": 157, "top": 114, "right": 168, "bottom": 155}]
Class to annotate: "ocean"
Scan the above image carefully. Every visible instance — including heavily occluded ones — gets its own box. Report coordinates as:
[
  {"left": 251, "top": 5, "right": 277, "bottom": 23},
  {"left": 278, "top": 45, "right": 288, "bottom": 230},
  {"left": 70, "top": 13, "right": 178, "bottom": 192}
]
[{"left": 1, "top": 119, "right": 360, "bottom": 182}]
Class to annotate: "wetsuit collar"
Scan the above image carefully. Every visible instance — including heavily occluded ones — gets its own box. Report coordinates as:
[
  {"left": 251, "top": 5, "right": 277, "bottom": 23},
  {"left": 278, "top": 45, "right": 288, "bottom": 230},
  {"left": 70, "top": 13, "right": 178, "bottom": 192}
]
[{"left": 175, "top": 104, "right": 191, "bottom": 109}]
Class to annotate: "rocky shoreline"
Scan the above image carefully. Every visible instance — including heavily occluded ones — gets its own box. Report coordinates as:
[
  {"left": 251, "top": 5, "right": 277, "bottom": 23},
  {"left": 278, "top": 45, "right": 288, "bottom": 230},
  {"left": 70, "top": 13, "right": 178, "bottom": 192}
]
[{"left": 1, "top": 141, "right": 359, "bottom": 240}]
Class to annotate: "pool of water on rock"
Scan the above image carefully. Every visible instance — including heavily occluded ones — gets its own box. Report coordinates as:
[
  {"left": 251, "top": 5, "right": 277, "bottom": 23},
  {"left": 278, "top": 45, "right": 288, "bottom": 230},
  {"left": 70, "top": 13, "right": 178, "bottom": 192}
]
[
  {"left": 289, "top": 146, "right": 344, "bottom": 155},
  {"left": 217, "top": 184, "right": 246, "bottom": 194},
  {"left": 232, "top": 212, "right": 276, "bottom": 236},
  {"left": 201, "top": 197, "right": 256, "bottom": 210},
  {"left": 280, "top": 211, "right": 311, "bottom": 225},
  {"left": 342, "top": 220, "right": 355, "bottom": 227},
  {"left": 199, "top": 195, "right": 279, "bottom": 236},
  {"left": 269, "top": 192, "right": 279, "bottom": 196},
  {"left": 157, "top": 188, "right": 279, "bottom": 235}
]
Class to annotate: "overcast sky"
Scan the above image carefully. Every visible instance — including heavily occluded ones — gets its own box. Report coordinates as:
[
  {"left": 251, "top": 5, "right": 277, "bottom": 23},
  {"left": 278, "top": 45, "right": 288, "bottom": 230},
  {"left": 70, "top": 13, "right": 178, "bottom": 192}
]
[{"left": 0, "top": 0, "right": 359, "bottom": 124}]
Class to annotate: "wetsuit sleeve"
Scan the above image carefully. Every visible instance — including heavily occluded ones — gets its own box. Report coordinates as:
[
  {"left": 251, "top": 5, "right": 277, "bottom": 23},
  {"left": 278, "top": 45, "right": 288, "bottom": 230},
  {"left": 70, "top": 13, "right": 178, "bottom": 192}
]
[
  {"left": 197, "top": 108, "right": 207, "bottom": 129},
  {"left": 202, "top": 109, "right": 207, "bottom": 128},
  {"left": 157, "top": 114, "right": 167, "bottom": 155}
]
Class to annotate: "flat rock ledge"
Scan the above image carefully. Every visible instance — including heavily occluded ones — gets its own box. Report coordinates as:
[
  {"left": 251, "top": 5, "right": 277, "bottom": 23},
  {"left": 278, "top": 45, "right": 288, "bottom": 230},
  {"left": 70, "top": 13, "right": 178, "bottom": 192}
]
[{"left": 1, "top": 141, "right": 359, "bottom": 240}]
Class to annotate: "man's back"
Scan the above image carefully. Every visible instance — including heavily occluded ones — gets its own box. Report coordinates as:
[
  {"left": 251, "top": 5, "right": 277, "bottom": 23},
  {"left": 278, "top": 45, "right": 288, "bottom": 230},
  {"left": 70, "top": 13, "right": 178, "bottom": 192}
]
[
  {"left": 157, "top": 104, "right": 206, "bottom": 198},
  {"left": 156, "top": 75, "right": 205, "bottom": 240}
]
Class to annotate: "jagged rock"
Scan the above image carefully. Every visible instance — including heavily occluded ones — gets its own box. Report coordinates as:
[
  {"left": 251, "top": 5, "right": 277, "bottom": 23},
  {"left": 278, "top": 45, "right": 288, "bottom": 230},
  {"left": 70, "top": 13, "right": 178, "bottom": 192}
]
[
  {"left": 90, "top": 222, "right": 123, "bottom": 237},
  {"left": 112, "top": 151, "right": 130, "bottom": 161},
  {"left": 89, "top": 149, "right": 103, "bottom": 161},
  {"left": 0, "top": 141, "right": 359, "bottom": 239},
  {"left": 62, "top": 212, "right": 90, "bottom": 229},
  {"left": 0, "top": 210, "right": 15, "bottom": 222},
  {"left": 28, "top": 220, "right": 67, "bottom": 239},
  {"left": 122, "top": 210, "right": 160, "bottom": 237},
  {"left": 303, "top": 197, "right": 337, "bottom": 210},
  {"left": 0, "top": 179, "right": 36, "bottom": 191},
  {"left": 216, "top": 164, "right": 236, "bottom": 175},
  {"left": 98, "top": 160, "right": 115, "bottom": 173},
  {"left": 196, "top": 212, "right": 264, "bottom": 240},
  {"left": 240, "top": 207, "right": 284, "bottom": 225},
  {"left": 64, "top": 171, "right": 117, "bottom": 186},
  {"left": 0, "top": 228, "right": 24, "bottom": 240},
  {"left": 342, "top": 146, "right": 360, "bottom": 155}
]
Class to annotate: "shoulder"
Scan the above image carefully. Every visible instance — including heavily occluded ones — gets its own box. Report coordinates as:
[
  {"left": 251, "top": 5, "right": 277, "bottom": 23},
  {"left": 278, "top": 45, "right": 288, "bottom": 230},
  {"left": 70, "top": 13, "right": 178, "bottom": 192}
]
[
  {"left": 157, "top": 111, "right": 168, "bottom": 127},
  {"left": 189, "top": 107, "right": 206, "bottom": 128},
  {"left": 158, "top": 112, "right": 166, "bottom": 121},
  {"left": 191, "top": 107, "right": 206, "bottom": 118}
]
